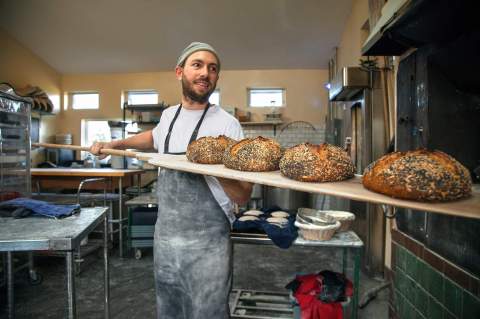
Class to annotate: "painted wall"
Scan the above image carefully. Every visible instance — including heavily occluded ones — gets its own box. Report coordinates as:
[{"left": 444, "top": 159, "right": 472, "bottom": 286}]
[
  {"left": 336, "top": 0, "right": 369, "bottom": 69},
  {"left": 60, "top": 69, "right": 329, "bottom": 145},
  {"left": 0, "top": 26, "right": 330, "bottom": 162},
  {"left": 336, "top": 0, "right": 395, "bottom": 271},
  {"left": 0, "top": 28, "right": 61, "bottom": 163}
]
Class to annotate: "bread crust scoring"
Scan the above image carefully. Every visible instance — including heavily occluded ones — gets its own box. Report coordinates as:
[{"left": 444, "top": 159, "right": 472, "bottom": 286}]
[
  {"left": 223, "top": 136, "right": 282, "bottom": 171},
  {"left": 279, "top": 143, "right": 355, "bottom": 182},
  {"left": 362, "top": 149, "right": 472, "bottom": 201}
]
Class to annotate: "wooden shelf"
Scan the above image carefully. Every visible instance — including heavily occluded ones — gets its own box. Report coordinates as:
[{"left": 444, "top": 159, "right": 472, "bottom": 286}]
[
  {"left": 143, "top": 154, "right": 480, "bottom": 220},
  {"left": 32, "top": 109, "right": 55, "bottom": 116},
  {"left": 239, "top": 121, "right": 283, "bottom": 135}
]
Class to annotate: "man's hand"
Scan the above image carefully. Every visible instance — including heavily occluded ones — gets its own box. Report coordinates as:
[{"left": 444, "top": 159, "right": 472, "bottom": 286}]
[
  {"left": 89, "top": 130, "right": 154, "bottom": 160},
  {"left": 90, "top": 141, "right": 116, "bottom": 160}
]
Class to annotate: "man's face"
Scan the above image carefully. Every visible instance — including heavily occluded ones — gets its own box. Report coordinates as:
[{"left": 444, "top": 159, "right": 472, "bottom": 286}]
[{"left": 176, "top": 51, "right": 219, "bottom": 104}]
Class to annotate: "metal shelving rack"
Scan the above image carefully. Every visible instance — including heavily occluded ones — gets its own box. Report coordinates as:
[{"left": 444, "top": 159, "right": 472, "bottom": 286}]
[
  {"left": 122, "top": 102, "right": 168, "bottom": 138},
  {"left": 0, "top": 84, "right": 32, "bottom": 196},
  {"left": 0, "top": 83, "right": 36, "bottom": 288},
  {"left": 121, "top": 102, "right": 167, "bottom": 170}
]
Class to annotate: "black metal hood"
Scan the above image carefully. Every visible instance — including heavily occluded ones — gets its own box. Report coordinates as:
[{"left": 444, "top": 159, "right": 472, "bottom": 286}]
[{"left": 362, "top": 0, "right": 479, "bottom": 56}]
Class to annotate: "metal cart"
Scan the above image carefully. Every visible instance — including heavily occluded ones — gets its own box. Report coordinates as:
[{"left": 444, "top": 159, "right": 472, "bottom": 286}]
[
  {"left": 126, "top": 193, "right": 157, "bottom": 259},
  {"left": 231, "top": 231, "right": 363, "bottom": 319},
  {"left": 125, "top": 192, "right": 362, "bottom": 318}
]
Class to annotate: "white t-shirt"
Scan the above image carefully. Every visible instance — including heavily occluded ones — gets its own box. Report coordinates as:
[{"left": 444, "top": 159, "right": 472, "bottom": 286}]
[{"left": 152, "top": 104, "right": 244, "bottom": 224}]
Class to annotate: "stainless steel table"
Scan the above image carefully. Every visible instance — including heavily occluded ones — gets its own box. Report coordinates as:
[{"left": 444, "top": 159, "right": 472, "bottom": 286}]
[
  {"left": 31, "top": 168, "right": 145, "bottom": 257},
  {"left": 0, "top": 207, "right": 110, "bottom": 319}
]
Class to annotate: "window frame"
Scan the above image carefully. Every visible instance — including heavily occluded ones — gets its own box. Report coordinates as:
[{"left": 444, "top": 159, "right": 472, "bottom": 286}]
[
  {"left": 80, "top": 119, "right": 112, "bottom": 160},
  {"left": 247, "top": 88, "right": 286, "bottom": 108},
  {"left": 125, "top": 90, "right": 159, "bottom": 106},
  {"left": 70, "top": 92, "right": 100, "bottom": 110}
]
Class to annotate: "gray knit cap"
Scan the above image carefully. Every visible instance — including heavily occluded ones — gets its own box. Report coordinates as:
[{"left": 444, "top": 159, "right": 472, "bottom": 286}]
[{"left": 176, "top": 42, "right": 220, "bottom": 70}]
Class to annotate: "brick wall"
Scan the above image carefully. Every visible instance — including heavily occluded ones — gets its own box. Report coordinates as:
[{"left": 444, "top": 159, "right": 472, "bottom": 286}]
[
  {"left": 242, "top": 123, "right": 325, "bottom": 148},
  {"left": 242, "top": 123, "right": 334, "bottom": 211}
]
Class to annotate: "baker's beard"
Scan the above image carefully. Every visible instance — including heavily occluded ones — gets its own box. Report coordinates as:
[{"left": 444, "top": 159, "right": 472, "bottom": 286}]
[{"left": 182, "top": 76, "right": 216, "bottom": 104}]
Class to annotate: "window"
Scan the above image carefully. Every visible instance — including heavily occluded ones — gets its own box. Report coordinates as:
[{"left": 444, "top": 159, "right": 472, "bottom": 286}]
[
  {"left": 248, "top": 88, "right": 285, "bottom": 107},
  {"left": 81, "top": 120, "right": 111, "bottom": 159},
  {"left": 209, "top": 90, "right": 220, "bottom": 105},
  {"left": 71, "top": 92, "right": 99, "bottom": 110},
  {"left": 127, "top": 90, "right": 158, "bottom": 105}
]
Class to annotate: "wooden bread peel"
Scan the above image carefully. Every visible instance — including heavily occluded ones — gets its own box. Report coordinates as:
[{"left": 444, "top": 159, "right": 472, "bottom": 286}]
[
  {"left": 33, "top": 143, "right": 139, "bottom": 158},
  {"left": 33, "top": 143, "right": 480, "bottom": 219}
]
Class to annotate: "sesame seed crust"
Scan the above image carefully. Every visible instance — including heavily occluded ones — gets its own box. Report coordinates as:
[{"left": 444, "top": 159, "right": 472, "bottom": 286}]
[
  {"left": 223, "top": 136, "right": 282, "bottom": 171},
  {"left": 186, "top": 135, "right": 236, "bottom": 164},
  {"left": 279, "top": 143, "right": 355, "bottom": 182},
  {"left": 362, "top": 149, "right": 472, "bottom": 201}
]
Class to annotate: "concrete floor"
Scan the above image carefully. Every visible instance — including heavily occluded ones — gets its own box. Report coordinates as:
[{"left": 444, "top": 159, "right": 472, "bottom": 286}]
[{"left": 1, "top": 244, "right": 389, "bottom": 318}]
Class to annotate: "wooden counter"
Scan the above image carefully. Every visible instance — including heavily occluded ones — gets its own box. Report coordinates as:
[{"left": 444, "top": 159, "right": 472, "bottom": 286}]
[
  {"left": 31, "top": 168, "right": 143, "bottom": 177},
  {"left": 31, "top": 168, "right": 144, "bottom": 190}
]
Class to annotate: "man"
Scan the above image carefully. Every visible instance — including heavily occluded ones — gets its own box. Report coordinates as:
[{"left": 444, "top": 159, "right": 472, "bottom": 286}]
[{"left": 90, "top": 42, "right": 252, "bottom": 318}]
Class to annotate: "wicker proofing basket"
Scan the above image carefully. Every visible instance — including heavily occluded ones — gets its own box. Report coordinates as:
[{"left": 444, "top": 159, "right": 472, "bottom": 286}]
[
  {"left": 294, "top": 220, "right": 341, "bottom": 241},
  {"left": 323, "top": 211, "right": 355, "bottom": 232}
]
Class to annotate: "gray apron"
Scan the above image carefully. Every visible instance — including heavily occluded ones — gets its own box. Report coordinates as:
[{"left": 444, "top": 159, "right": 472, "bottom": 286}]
[{"left": 154, "top": 104, "right": 232, "bottom": 319}]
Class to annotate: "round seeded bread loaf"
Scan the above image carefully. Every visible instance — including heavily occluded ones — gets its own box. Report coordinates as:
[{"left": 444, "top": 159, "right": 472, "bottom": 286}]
[
  {"left": 362, "top": 149, "right": 472, "bottom": 201},
  {"left": 279, "top": 143, "right": 355, "bottom": 182},
  {"left": 186, "top": 135, "right": 236, "bottom": 164},
  {"left": 223, "top": 136, "right": 282, "bottom": 171}
]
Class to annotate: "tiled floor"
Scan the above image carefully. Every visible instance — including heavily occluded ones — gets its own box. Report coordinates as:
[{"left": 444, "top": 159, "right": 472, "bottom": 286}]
[{"left": 1, "top": 245, "right": 388, "bottom": 318}]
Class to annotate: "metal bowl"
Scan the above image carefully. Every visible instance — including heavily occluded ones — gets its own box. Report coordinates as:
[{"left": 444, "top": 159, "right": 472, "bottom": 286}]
[{"left": 297, "top": 207, "right": 337, "bottom": 226}]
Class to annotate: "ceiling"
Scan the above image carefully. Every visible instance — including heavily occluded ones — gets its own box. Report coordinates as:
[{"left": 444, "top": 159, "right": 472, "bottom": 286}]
[{"left": 0, "top": 0, "right": 352, "bottom": 74}]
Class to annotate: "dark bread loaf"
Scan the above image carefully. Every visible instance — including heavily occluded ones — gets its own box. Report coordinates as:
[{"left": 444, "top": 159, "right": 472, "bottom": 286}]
[
  {"left": 362, "top": 149, "right": 472, "bottom": 201},
  {"left": 223, "top": 136, "right": 282, "bottom": 171},
  {"left": 279, "top": 143, "right": 355, "bottom": 182},
  {"left": 186, "top": 135, "right": 236, "bottom": 164}
]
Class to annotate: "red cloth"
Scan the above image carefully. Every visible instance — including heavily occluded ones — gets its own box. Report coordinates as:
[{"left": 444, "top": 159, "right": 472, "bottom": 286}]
[
  {"left": 343, "top": 278, "right": 353, "bottom": 298},
  {"left": 293, "top": 273, "right": 353, "bottom": 319}
]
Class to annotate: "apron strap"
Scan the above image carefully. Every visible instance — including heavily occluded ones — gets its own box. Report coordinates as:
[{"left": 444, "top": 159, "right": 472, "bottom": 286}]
[{"left": 164, "top": 103, "right": 210, "bottom": 155}]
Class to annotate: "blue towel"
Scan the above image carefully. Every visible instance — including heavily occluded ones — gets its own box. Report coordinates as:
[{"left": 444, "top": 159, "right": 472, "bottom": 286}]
[
  {"left": 0, "top": 197, "right": 80, "bottom": 218},
  {"left": 233, "top": 206, "right": 298, "bottom": 249}
]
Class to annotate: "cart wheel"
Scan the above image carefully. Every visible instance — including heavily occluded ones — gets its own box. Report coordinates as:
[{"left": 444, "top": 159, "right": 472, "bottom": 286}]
[
  {"left": 134, "top": 249, "right": 142, "bottom": 260},
  {"left": 28, "top": 271, "right": 43, "bottom": 286}
]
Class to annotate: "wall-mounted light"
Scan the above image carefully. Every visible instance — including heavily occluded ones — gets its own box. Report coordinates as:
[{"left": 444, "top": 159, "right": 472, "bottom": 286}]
[{"left": 324, "top": 83, "right": 331, "bottom": 90}]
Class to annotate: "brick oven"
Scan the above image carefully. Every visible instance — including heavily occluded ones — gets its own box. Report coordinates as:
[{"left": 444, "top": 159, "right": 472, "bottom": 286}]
[{"left": 363, "top": 1, "right": 480, "bottom": 318}]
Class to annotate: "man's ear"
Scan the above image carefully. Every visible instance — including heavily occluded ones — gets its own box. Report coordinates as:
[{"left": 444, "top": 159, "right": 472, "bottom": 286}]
[{"left": 175, "top": 66, "right": 183, "bottom": 80}]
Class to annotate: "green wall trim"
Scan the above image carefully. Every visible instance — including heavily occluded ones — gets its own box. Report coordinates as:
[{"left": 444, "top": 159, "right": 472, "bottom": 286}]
[{"left": 393, "top": 245, "right": 480, "bottom": 319}]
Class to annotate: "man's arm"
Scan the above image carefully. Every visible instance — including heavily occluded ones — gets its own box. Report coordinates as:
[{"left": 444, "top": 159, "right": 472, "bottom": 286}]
[
  {"left": 217, "top": 177, "right": 252, "bottom": 205},
  {"left": 90, "top": 130, "right": 154, "bottom": 158},
  {"left": 91, "top": 129, "right": 252, "bottom": 204}
]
